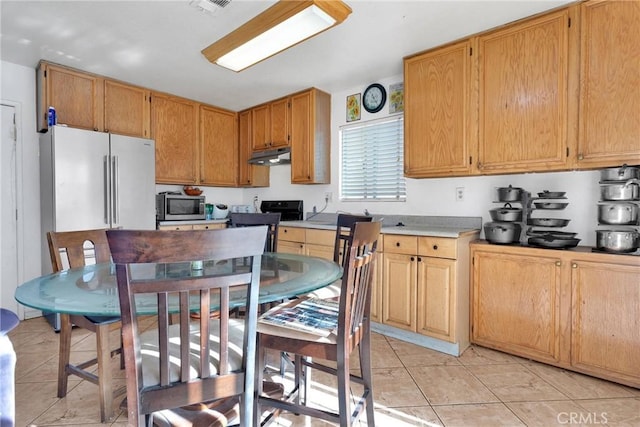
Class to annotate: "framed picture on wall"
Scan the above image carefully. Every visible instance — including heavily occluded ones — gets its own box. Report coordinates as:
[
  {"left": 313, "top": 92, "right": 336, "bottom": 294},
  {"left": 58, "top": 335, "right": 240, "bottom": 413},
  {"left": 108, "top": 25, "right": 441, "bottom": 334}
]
[
  {"left": 389, "top": 82, "right": 404, "bottom": 114},
  {"left": 346, "top": 93, "right": 361, "bottom": 122}
]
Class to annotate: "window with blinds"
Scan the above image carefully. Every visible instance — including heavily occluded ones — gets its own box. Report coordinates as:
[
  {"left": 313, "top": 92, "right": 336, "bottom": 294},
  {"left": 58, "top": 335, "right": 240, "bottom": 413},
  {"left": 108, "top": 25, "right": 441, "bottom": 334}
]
[{"left": 340, "top": 116, "right": 406, "bottom": 201}]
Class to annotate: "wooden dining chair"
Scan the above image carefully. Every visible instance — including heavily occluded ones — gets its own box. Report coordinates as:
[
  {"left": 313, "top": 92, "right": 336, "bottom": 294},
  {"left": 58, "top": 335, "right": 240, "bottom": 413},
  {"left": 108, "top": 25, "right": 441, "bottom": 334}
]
[
  {"left": 254, "top": 221, "right": 381, "bottom": 427},
  {"left": 306, "top": 213, "right": 373, "bottom": 300},
  {"left": 229, "top": 212, "right": 281, "bottom": 253},
  {"left": 107, "top": 227, "right": 267, "bottom": 427},
  {"left": 47, "top": 229, "right": 122, "bottom": 422}
]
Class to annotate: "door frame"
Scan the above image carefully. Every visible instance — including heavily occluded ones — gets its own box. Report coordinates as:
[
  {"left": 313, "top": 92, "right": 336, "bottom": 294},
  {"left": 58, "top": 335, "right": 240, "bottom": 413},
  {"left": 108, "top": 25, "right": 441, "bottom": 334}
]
[{"left": 1, "top": 100, "right": 26, "bottom": 318}]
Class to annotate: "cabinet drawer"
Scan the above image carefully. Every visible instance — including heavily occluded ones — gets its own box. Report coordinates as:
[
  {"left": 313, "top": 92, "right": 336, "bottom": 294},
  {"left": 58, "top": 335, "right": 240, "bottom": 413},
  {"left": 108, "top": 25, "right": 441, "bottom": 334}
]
[
  {"left": 158, "top": 224, "right": 193, "bottom": 231},
  {"left": 419, "top": 237, "right": 457, "bottom": 259},
  {"left": 305, "top": 229, "right": 335, "bottom": 246},
  {"left": 383, "top": 235, "right": 418, "bottom": 255},
  {"left": 278, "top": 226, "right": 305, "bottom": 242},
  {"left": 192, "top": 223, "right": 226, "bottom": 230}
]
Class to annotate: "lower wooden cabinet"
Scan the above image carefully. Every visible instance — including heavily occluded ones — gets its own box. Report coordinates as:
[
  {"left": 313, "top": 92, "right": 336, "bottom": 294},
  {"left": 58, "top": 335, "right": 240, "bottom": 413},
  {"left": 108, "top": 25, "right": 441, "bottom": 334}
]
[
  {"left": 471, "top": 241, "right": 640, "bottom": 388},
  {"left": 157, "top": 223, "right": 226, "bottom": 231},
  {"left": 277, "top": 226, "right": 305, "bottom": 255},
  {"left": 381, "top": 231, "right": 479, "bottom": 353}
]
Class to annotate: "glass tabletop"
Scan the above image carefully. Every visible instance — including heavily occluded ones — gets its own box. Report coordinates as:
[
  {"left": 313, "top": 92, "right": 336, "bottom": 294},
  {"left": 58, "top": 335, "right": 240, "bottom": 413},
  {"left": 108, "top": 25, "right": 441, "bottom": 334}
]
[{"left": 15, "top": 253, "right": 342, "bottom": 316}]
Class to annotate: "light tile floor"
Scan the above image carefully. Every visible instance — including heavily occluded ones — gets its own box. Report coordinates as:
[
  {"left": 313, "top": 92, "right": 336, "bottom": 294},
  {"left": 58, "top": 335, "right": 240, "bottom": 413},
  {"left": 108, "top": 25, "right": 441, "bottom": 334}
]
[{"left": 9, "top": 316, "right": 640, "bottom": 426}]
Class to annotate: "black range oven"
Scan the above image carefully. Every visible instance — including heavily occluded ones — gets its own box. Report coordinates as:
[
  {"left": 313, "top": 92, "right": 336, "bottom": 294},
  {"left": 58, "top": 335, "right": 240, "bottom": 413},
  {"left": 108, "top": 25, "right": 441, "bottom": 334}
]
[{"left": 260, "top": 200, "right": 303, "bottom": 221}]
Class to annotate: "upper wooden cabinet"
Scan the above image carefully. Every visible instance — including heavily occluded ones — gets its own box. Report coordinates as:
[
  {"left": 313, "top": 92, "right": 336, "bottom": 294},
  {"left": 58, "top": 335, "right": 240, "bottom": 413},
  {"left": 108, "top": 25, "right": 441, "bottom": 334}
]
[
  {"left": 250, "top": 97, "right": 290, "bottom": 152},
  {"left": 404, "top": 40, "right": 476, "bottom": 177},
  {"left": 477, "top": 7, "right": 577, "bottom": 174},
  {"left": 290, "top": 88, "right": 331, "bottom": 184},
  {"left": 37, "top": 61, "right": 150, "bottom": 138},
  {"left": 37, "top": 61, "right": 103, "bottom": 132},
  {"left": 576, "top": 0, "right": 640, "bottom": 168},
  {"left": 151, "top": 92, "right": 199, "bottom": 184},
  {"left": 199, "top": 105, "right": 237, "bottom": 187},
  {"left": 238, "top": 110, "right": 269, "bottom": 187},
  {"left": 103, "top": 79, "right": 150, "bottom": 138}
]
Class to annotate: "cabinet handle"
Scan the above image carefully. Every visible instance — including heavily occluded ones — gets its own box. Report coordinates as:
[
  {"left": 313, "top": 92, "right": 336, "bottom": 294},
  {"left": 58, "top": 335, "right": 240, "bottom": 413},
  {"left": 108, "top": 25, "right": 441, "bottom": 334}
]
[
  {"left": 418, "top": 257, "right": 422, "bottom": 262},
  {"left": 572, "top": 263, "right": 578, "bottom": 268},
  {"left": 433, "top": 245, "right": 438, "bottom": 250},
  {"left": 555, "top": 261, "right": 561, "bottom": 267},
  {"left": 577, "top": 154, "right": 584, "bottom": 160},
  {"left": 284, "top": 229, "right": 288, "bottom": 233},
  {"left": 94, "top": 128, "right": 99, "bottom": 131},
  {"left": 396, "top": 242, "right": 400, "bottom": 247},
  {"left": 410, "top": 256, "right": 415, "bottom": 261},
  {"left": 104, "top": 129, "right": 109, "bottom": 133}
]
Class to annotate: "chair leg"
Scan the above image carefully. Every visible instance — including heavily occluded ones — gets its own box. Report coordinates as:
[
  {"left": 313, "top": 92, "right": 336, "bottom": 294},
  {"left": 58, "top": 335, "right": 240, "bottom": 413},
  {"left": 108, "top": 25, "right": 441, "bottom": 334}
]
[
  {"left": 57, "top": 313, "right": 72, "bottom": 398},
  {"left": 95, "top": 324, "right": 115, "bottom": 422},
  {"left": 336, "top": 350, "right": 351, "bottom": 427},
  {"left": 254, "top": 340, "right": 265, "bottom": 427},
  {"left": 359, "top": 336, "right": 375, "bottom": 426}
]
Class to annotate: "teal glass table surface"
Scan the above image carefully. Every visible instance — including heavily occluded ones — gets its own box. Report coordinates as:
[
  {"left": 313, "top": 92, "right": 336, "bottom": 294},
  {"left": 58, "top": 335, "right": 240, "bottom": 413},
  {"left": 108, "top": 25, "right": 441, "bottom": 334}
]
[{"left": 15, "top": 253, "right": 342, "bottom": 316}]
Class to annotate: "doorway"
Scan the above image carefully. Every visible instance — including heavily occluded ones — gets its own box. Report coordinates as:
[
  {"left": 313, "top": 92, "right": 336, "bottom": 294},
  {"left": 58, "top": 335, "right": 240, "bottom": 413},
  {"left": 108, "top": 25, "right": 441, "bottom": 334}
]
[{"left": 1, "top": 102, "right": 21, "bottom": 316}]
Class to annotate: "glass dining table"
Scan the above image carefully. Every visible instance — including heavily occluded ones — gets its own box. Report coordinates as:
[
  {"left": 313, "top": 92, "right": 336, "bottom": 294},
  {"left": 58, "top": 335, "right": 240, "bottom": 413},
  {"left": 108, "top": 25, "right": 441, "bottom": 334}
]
[
  {"left": 15, "top": 252, "right": 342, "bottom": 317},
  {"left": 14, "top": 252, "right": 341, "bottom": 422}
]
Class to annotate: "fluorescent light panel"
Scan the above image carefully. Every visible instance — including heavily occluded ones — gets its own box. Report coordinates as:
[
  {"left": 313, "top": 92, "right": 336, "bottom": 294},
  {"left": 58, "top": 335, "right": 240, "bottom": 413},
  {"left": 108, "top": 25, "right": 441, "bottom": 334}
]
[
  {"left": 202, "top": 0, "right": 352, "bottom": 72},
  {"left": 217, "top": 6, "right": 334, "bottom": 71}
]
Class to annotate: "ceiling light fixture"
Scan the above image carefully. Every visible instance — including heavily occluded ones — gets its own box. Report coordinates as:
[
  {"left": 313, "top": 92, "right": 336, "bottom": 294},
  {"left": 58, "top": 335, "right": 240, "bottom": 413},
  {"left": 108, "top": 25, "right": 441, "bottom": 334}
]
[{"left": 201, "top": 0, "right": 352, "bottom": 72}]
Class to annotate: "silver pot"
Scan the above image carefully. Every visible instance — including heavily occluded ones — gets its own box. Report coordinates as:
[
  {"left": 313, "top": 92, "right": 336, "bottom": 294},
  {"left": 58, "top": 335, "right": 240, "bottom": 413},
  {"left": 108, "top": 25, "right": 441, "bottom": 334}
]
[
  {"left": 600, "top": 179, "right": 640, "bottom": 201},
  {"left": 598, "top": 203, "right": 639, "bottom": 225},
  {"left": 497, "top": 185, "right": 524, "bottom": 202},
  {"left": 484, "top": 222, "right": 522, "bottom": 244},
  {"left": 489, "top": 203, "right": 523, "bottom": 222},
  {"left": 528, "top": 217, "right": 571, "bottom": 227},
  {"left": 596, "top": 229, "right": 640, "bottom": 253},
  {"left": 600, "top": 164, "right": 640, "bottom": 182}
]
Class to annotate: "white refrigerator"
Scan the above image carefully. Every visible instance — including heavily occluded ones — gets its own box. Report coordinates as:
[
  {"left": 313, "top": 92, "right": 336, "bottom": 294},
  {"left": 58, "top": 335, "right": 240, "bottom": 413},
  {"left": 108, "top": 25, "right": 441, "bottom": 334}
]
[{"left": 39, "top": 126, "right": 156, "bottom": 328}]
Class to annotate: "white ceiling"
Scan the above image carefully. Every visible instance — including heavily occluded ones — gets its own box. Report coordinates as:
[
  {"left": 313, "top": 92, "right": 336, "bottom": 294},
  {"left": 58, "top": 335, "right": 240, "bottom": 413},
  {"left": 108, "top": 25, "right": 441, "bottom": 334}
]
[{"left": 1, "top": 0, "right": 571, "bottom": 112}]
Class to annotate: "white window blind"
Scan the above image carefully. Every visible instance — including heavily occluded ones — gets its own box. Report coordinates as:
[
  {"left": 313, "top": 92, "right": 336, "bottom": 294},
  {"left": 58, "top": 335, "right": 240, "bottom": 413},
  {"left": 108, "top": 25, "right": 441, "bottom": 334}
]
[{"left": 340, "top": 116, "right": 406, "bottom": 201}]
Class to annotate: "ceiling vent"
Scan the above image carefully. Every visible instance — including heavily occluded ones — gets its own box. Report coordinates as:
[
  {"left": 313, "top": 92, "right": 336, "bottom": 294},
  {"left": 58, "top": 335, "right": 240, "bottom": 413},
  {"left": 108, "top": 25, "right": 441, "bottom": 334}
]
[{"left": 189, "top": 0, "right": 231, "bottom": 15}]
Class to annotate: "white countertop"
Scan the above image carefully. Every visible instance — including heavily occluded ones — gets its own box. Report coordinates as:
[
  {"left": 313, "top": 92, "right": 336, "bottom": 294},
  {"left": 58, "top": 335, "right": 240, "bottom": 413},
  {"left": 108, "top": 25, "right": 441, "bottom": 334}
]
[{"left": 280, "top": 220, "right": 480, "bottom": 238}]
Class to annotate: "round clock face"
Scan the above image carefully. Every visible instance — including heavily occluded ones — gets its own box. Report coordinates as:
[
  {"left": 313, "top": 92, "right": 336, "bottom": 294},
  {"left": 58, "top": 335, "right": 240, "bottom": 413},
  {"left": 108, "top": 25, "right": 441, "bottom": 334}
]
[{"left": 363, "top": 83, "right": 386, "bottom": 113}]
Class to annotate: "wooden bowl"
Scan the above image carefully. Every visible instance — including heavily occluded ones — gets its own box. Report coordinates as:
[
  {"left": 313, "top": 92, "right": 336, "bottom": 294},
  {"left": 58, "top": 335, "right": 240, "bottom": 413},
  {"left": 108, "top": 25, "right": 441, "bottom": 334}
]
[{"left": 183, "top": 186, "right": 203, "bottom": 196}]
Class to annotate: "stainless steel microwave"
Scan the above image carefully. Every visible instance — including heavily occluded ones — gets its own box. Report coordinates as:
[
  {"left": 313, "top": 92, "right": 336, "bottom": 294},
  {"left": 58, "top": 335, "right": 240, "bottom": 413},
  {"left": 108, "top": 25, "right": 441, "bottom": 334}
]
[{"left": 156, "top": 194, "right": 205, "bottom": 221}]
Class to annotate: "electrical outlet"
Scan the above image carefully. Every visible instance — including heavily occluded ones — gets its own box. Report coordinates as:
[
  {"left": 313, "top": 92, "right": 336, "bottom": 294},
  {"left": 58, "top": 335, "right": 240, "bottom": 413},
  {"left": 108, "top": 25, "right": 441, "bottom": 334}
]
[
  {"left": 456, "top": 187, "right": 465, "bottom": 201},
  {"left": 253, "top": 195, "right": 258, "bottom": 202},
  {"left": 324, "top": 191, "right": 333, "bottom": 202},
  {"left": 312, "top": 206, "right": 317, "bottom": 214}
]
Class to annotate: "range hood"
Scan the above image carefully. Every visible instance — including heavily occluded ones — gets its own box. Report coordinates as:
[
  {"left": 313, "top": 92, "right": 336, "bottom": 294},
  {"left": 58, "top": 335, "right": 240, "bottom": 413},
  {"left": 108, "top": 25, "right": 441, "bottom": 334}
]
[{"left": 248, "top": 147, "right": 291, "bottom": 166}]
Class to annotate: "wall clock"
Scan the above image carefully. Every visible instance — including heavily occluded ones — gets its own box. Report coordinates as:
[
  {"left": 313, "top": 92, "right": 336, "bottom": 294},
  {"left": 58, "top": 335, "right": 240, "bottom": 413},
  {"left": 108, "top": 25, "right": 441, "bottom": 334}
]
[{"left": 362, "top": 83, "right": 386, "bottom": 113}]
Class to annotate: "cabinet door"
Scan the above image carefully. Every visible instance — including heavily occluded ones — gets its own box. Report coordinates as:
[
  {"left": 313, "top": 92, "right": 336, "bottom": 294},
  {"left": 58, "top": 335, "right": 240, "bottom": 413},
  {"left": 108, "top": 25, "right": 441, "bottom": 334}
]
[
  {"left": 417, "top": 257, "right": 456, "bottom": 342},
  {"left": 370, "top": 251, "right": 383, "bottom": 323},
  {"left": 251, "top": 104, "right": 270, "bottom": 152},
  {"left": 278, "top": 241, "right": 305, "bottom": 255},
  {"left": 477, "top": 8, "right": 574, "bottom": 174},
  {"left": 158, "top": 224, "right": 193, "bottom": 231},
  {"left": 39, "top": 63, "right": 103, "bottom": 132},
  {"left": 577, "top": 0, "right": 640, "bottom": 168},
  {"left": 200, "top": 105, "right": 238, "bottom": 187},
  {"left": 238, "top": 110, "right": 269, "bottom": 187},
  {"left": 192, "top": 223, "right": 226, "bottom": 230},
  {"left": 472, "top": 251, "right": 561, "bottom": 363},
  {"left": 152, "top": 93, "right": 198, "bottom": 184},
  {"left": 404, "top": 40, "right": 474, "bottom": 177},
  {"left": 269, "top": 97, "right": 290, "bottom": 148},
  {"left": 305, "top": 244, "right": 334, "bottom": 261},
  {"left": 104, "top": 80, "right": 150, "bottom": 138},
  {"left": 382, "top": 253, "right": 417, "bottom": 332},
  {"left": 571, "top": 260, "right": 640, "bottom": 385},
  {"left": 290, "top": 89, "right": 331, "bottom": 184}
]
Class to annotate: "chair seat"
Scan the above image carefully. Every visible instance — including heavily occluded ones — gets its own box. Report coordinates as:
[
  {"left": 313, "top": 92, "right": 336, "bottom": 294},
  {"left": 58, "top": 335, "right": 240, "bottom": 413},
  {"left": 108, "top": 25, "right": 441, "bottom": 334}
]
[
  {"left": 302, "top": 280, "right": 341, "bottom": 300},
  {"left": 83, "top": 315, "right": 120, "bottom": 325},
  {"left": 140, "top": 319, "right": 245, "bottom": 387}
]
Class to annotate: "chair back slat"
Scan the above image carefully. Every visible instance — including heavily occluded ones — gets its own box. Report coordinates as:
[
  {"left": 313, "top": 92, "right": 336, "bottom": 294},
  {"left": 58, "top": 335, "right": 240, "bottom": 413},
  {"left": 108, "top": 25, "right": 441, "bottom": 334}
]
[
  {"left": 338, "top": 222, "right": 381, "bottom": 341},
  {"left": 47, "top": 229, "right": 111, "bottom": 271},
  {"left": 107, "top": 227, "right": 267, "bottom": 426},
  {"left": 230, "top": 212, "right": 281, "bottom": 252},
  {"left": 333, "top": 214, "right": 373, "bottom": 268}
]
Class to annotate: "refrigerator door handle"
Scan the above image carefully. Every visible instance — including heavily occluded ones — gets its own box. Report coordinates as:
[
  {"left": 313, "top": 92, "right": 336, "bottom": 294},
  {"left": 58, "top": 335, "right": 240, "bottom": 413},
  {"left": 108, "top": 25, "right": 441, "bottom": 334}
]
[
  {"left": 104, "top": 156, "right": 111, "bottom": 225},
  {"left": 112, "top": 155, "right": 119, "bottom": 226}
]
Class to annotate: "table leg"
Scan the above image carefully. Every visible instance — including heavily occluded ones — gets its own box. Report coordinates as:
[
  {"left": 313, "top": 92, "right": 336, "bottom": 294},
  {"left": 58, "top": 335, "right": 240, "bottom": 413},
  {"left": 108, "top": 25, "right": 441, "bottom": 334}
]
[
  {"left": 57, "top": 313, "right": 72, "bottom": 398},
  {"left": 95, "top": 324, "right": 114, "bottom": 422}
]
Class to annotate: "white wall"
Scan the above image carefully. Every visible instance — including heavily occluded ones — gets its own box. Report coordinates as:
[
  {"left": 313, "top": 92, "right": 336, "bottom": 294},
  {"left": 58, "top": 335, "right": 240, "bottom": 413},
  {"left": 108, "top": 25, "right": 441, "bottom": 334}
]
[
  {"left": 246, "top": 74, "right": 602, "bottom": 246},
  {"left": 1, "top": 61, "right": 42, "bottom": 299}
]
